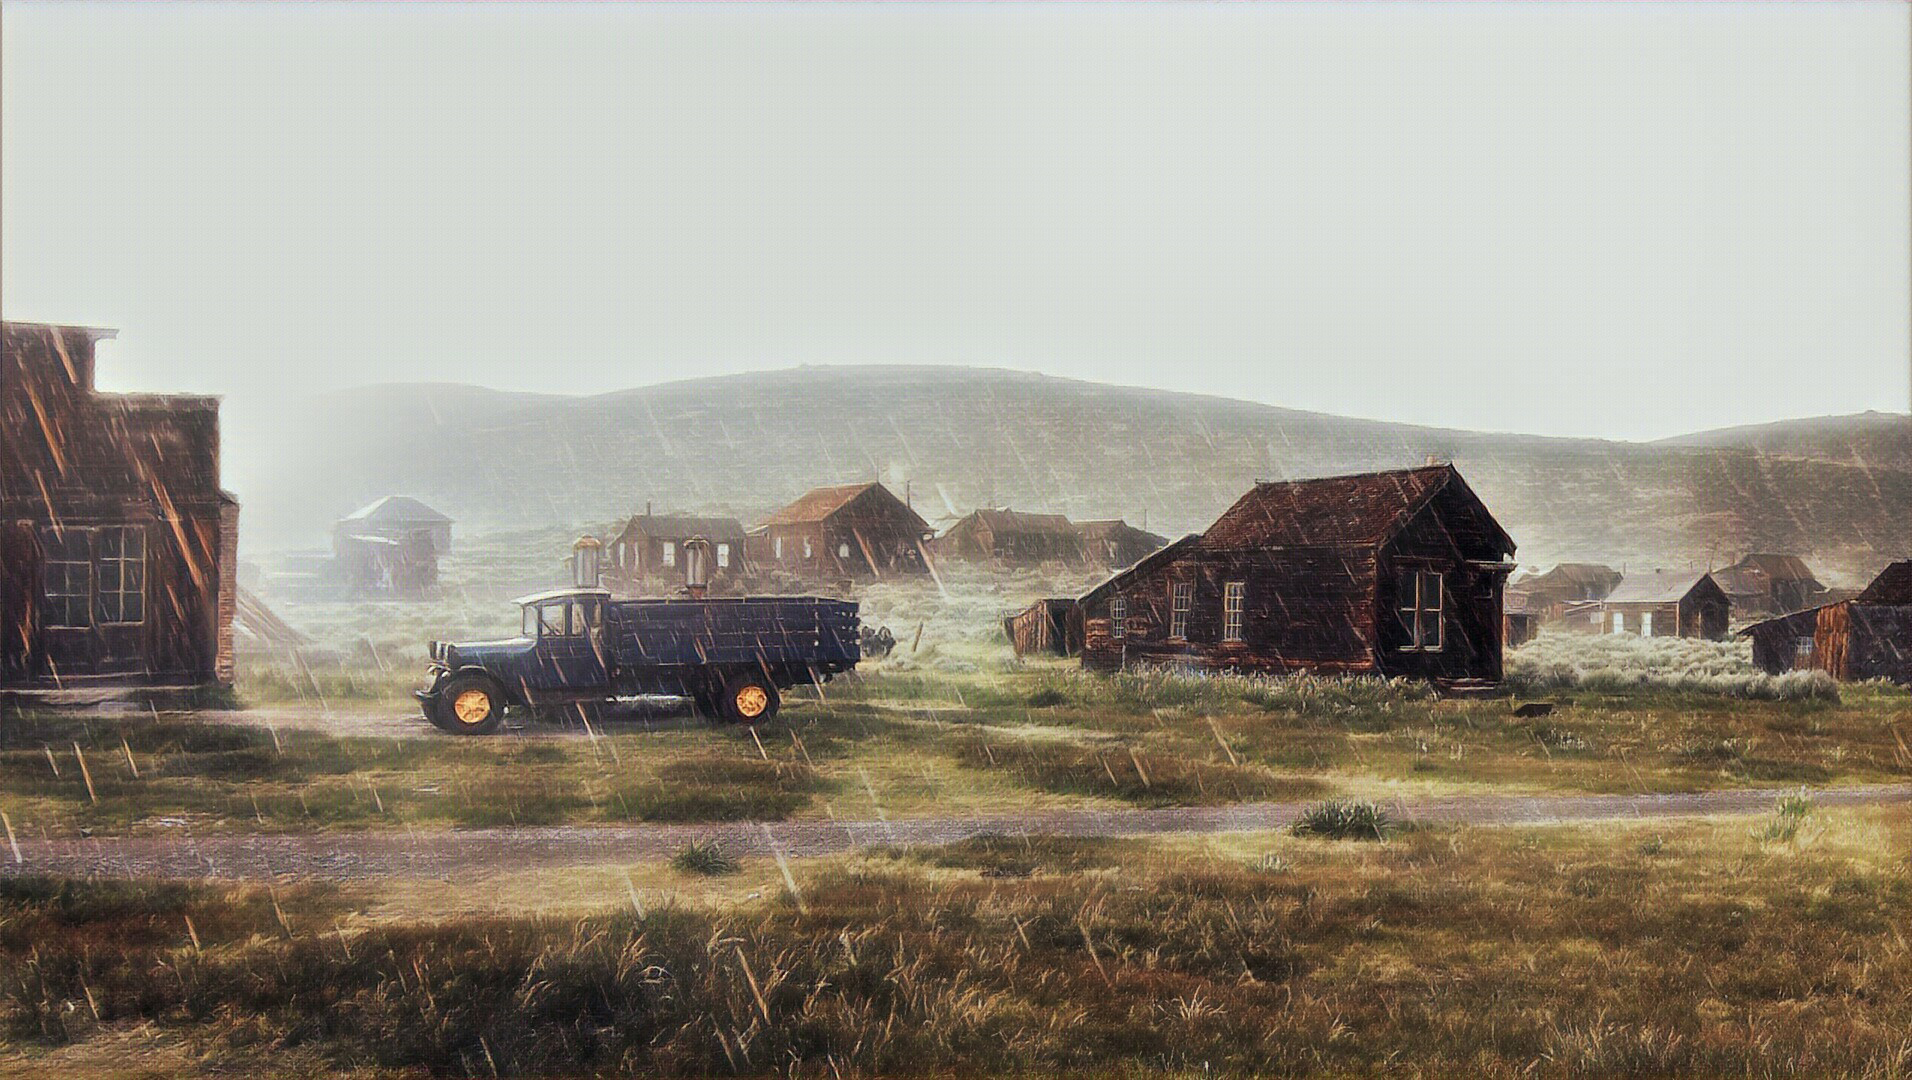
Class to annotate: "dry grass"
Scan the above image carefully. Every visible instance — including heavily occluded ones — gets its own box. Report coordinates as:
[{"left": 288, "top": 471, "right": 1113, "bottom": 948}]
[{"left": 4, "top": 808, "right": 1909, "bottom": 1077}]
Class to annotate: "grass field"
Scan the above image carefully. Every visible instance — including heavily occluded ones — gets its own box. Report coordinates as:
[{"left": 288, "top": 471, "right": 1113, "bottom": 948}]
[{"left": 3, "top": 803, "right": 1908, "bottom": 1077}]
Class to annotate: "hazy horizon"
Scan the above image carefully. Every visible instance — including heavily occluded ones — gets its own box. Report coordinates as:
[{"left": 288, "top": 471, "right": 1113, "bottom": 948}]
[{"left": 6, "top": 2, "right": 1910, "bottom": 442}]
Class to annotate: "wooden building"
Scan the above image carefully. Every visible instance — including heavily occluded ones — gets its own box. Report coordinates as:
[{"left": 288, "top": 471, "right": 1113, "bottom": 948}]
[
  {"left": 1077, "top": 464, "right": 1517, "bottom": 687},
  {"left": 334, "top": 496, "right": 452, "bottom": 554},
  {"left": 1598, "top": 571, "right": 1730, "bottom": 639},
  {"left": 604, "top": 513, "right": 748, "bottom": 589},
  {"left": 1075, "top": 519, "right": 1170, "bottom": 570},
  {"left": 1005, "top": 598, "right": 1084, "bottom": 658},
  {"left": 1502, "top": 589, "right": 1540, "bottom": 650},
  {"left": 1514, "top": 563, "right": 1622, "bottom": 607},
  {"left": 1, "top": 322, "right": 239, "bottom": 688},
  {"left": 942, "top": 509, "right": 1085, "bottom": 565},
  {"left": 1712, "top": 553, "right": 1826, "bottom": 617},
  {"left": 749, "top": 483, "right": 935, "bottom": 580},
  {"left": 1742, "top": 561, "right": 1912, "bottom": 683}
]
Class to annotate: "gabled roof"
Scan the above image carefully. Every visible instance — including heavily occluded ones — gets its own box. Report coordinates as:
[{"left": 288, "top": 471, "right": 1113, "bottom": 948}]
[
  {"left": 618, "top": 514, "right": 747, "bottom": 542},
  {"left": 1857, "top": 561, "right": 1912, "bottom": 605},
  {"left": 1201, "top": 464, "right": 1509, "bottom": 552},
  {"left": 340, "top": 495, "right": 452, "bottom": 526},
  {"left": 1078, "top": 534, "right": 1203, "bottom": 604},
  {"left": 960, "top": 508, "right": 1078, "bottom": 537},
  {"left": 1075, "top": 519, "right": 1169, "bottom": 545},
  {"left": 758, "top": 482, "right": 926, "bottom": 530},
  {"left": 1725, "top": 553, "right": 1820, "bottom": 584},
  {"left": 1522, "top": 563, "right": 1622, "bottom": 589},
  {"left": 1605, "top": 570, "right": 1718, "bottom": 605}
]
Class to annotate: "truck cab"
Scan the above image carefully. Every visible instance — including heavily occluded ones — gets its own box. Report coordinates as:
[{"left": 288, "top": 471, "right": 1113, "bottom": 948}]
[{"left": 417, "top": 586, "right": 859, "bottom": 734}]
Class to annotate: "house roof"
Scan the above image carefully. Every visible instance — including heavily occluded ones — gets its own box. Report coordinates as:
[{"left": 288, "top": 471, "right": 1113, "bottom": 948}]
[
  {"left": 1725, "top": 553, "right": 1821, "bottom": 584},
  {"left": 1605, "top": 570, "right": 1718, "bottom": 605},
  {"left": 961, "top": 508, "right": 1078, "bottom": 537},
  {"left": 1201, "top": 464, "right": 1508, "bottom": 552},
  {"left": 340, "top": 495, "right": 452, "bottom": 526},
  {"left": 1078, "top": 534, "right": 1204, "bottom": 604},
  {"left": 619, "top": 514, "right": 747, "bottom": 542},
  {"left": 1857, "top": 561, "right": 1912, "bottom": 605},
  {"left": 758, "top": 482, "right": 926, "bottom": 529},
  {"left": 1075, "top": 519, "right": 1169, "bottom": 545},
  {"left": 1523, "top": 563, "right": 1621, "bottom": 589}
]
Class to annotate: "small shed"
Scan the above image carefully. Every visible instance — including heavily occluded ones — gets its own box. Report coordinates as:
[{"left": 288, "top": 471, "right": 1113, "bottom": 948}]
[
  {"left": 1742, "top": 560, "right": 1912, "bottom": 683},
  {"left": 605, "top": 513, "right": 748, "bottom": 588},
  {"left": 334, "top": 532, "right": 438, "bottom": 596},
  {"left": 1077, "top": 464, "right": 1517, "bottom": 687},
  {"left": 1599, "top": 571, "right": 1730, "bottom": 639},
  {"left": 1075, "top": 519, "right": 1170, "bottom": 570},
  {"left": 334, "top": 496, "right": 453, "bottom": 555},
  {"left": 749, "top": 482, "right": 934, "bottom": 580},
  {"left": 1713, "top": 554, "right": 1826, "bottom": 617},
  {"left": 1503, "top": 589, "right": 1540, "bottom": 650},
  {"left": 1005, "top": 598, "right": 1084, "bottom": 658},
  {"left": 942, "top": 509, "right": 1086, "bottom": 565}
]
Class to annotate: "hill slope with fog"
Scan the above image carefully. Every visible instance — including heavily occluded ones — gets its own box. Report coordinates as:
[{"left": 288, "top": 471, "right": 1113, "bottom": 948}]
[{"left": 225, "top": 366, "right": 1912, "bottom": 585}]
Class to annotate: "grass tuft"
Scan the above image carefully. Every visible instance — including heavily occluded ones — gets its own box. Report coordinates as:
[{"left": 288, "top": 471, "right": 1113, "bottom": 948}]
[
  {"left": 669, "top": 837, "right": 742, "bottom": 876},
  {"left": 1291, "top": 799, "right": 1393, "bottom": 841}
]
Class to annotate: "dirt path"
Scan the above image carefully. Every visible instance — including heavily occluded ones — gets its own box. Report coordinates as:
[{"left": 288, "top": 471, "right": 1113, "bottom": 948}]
[{"left": 5, "top": 783, "right": 1906, "bottom": 883}]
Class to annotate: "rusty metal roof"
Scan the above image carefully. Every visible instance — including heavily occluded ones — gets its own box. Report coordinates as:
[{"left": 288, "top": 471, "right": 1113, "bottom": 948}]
[
  {"left": 964, "top": 508, "right": 1078, "bottom": 537},
  {"left": 758, "top": 482, "right": 926, "bottom": 529},
  {"left": 1201, "top": 464, "right": 1466, "bottom": 549}
]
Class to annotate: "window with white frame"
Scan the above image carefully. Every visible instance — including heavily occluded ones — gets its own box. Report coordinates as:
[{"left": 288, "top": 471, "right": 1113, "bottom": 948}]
[
  {"left": 1611, "top": 611, "right": 1625, "bottom": 635},
  {"left": 40, "top": 528, "right": 91, "bottom": 629},
  {"left": 661, "top": 541, "right": 676, "bottom": 567},
  {"left": 774, "top": 535, "right": 785, "bottom": 560},
  {"left": 1110, "top": 594, "right": 1128, "bottom": 638},
  {"left": 716, "top": 543, "right": 730, "bottom": 569},
  {"left": 1223, "top": 581, "right": 1245, "bottom": 642},
  {"left": 1169, "top": 581, "right": 1193, "bottom": 639},
  {"left": 1396, "top": 571, "right": 1444, "bottom": 650},
  {"left": 837, "top": 542, "right": 850, "bottom": 559},
  {"left": 803, "top": 537, "right": 814, "bottom": 560},
  {"left": 95, "top": 526, "right": 144, "bottom": 624}
]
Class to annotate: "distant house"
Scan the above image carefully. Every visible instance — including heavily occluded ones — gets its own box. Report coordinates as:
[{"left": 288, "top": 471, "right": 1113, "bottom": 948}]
[
  {"left": 1075, "top": 519, "right": 1169, "bottom": 570},
  {"left": 749, "top": 482, "right": 934, "bottom": 580},
  {"left": 1599, "top": 571, "right": 1730, "bottom": 639},
  {"left": 334, "top": 496, "right": 453, "bottom": 555},
  {"left": 1742, "top": 561, "right": 1912, "bottom": 683},
  {"left": 1, "top": 322, "right": 239, "bottom": 688},
  {"left": 1712, "top": 553, "right": 1826, "bottom": 617},
  {"left": 604, "top": 513, "right": 748, "bottom": 589},
  {"left": 1005, "top": 598, "right": 1084, "bottom": 658},
  {"left": 332, "top": 496, "right": 452, "bottom": 597},
  {"left": 1503, "top": 589, "right": 1540, "bottom": 650},
  {"left": 1077, "top": 464, "right": 1517, "bottom": 687},
  {"left": 942, "top": 509, "right": 1086, "bottom": 565},
  {"left": 1515, "top": 563, "right": 1623, "bottom": 607}
]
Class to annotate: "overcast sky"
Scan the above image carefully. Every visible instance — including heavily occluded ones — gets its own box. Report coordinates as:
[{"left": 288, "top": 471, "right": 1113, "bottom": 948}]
[{"left": 4, "top": 2, "right": 1907, "bottom": 441}]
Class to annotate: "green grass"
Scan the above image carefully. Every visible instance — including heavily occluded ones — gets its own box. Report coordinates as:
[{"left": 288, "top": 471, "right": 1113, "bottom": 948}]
[{"left": 4, "top": 809, "right": 1909, "bottom": 1077}]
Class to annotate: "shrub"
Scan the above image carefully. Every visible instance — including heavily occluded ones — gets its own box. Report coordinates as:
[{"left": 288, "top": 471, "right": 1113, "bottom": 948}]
[
  {"left": 1026, "top": 687, "right": 1069, "bottom": 708},
  {"left": 1291, "top": 799, "right": 1392, "bottom": 841},
  {"left": 669, "top": 838, "right": 742, "bottom": 876}
]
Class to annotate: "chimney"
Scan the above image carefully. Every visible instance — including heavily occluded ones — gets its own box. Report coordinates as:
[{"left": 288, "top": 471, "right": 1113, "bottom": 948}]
[
  {"left": 645, "top": 500, "right": 652, "bottom": 517},
  {"left": 904, "top": 480, "right": 911, "bottom": 509}
]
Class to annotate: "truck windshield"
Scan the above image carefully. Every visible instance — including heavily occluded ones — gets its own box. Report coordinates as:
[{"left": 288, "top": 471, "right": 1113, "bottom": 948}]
[{"left": 540, "top": 603, "right": 570, "bottom": 638}]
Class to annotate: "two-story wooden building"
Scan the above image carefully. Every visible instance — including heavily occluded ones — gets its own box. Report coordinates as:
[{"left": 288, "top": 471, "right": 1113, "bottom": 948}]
[
  {"left": 1077, "top": 464, "right": 1516, "bottom": 687},
  {"left": 1, "top": 322, "right": 239, "bottom": 688}
]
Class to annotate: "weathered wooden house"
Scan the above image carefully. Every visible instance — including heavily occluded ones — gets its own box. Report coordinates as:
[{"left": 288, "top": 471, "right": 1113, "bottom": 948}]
[
  {"left": 1502, "top": 589, "right": 1540, "bottom": 650},
  {"left": 1005, "top": 598, "right": 1085, "bottom": 658},
  {"left": 1, "top": 322, "right": 239, "bottom": 688},
  {"left": 749, "top": 483, "right": 935, "bottom": 580},
  {"left": 605, "top": 513, "right": 748, "bottom": 589},
  {"left": 1075, "top": 519, "right": 1169, "bottom": 570},
  {"left": 334, "top": 496, "right": 453, "bottom": 555},
  {"left": 1742, "top": 561, "right": 1912, "bottom": 683},
  {"left": 1712, "top": 553, "right": 1826, "bottom": 617},
  {"left": 942, "top": 509, "right": 1086, "bottom": 565},
  {"left": 1077, "top": 464, "right": 1517, "bottom": 687},
  {"left": 1598, "top": 571, "right": 1730, "bottom": 639},
  {"left": 1515, "top": 563, "right": 1623, "bottom": 607}
]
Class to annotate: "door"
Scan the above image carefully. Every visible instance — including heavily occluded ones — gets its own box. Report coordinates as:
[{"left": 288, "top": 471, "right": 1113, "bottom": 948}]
[
  {"left": 36, "top": 525, "right": 150, "bottom": 679},
  {"left": 530, "top": 599, "right": 609, "bottom": 695}
]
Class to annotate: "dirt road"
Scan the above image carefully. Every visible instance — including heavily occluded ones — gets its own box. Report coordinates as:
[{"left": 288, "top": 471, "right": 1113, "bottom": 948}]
[{"left": 5, "top": 783, "right": 1906, "bottom": 882}]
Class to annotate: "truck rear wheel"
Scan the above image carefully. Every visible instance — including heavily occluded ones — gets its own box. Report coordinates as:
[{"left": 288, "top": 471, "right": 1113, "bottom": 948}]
[
  {"left": 436, "top": 673, "right": 506, "bottom": 735},
  {"left": 722, "top": 672, "right": 780, "bottom": 723}
]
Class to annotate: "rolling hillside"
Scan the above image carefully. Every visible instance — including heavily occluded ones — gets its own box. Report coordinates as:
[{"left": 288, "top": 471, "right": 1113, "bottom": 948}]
[{"left": 226, "top": 367, "right": 1912, "bottom": 585}]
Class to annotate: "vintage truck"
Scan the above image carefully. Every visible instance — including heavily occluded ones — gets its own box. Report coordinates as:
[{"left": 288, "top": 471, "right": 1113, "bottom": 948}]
[{"left": 416, "top": 586, "right": 861, "bottom": 734}]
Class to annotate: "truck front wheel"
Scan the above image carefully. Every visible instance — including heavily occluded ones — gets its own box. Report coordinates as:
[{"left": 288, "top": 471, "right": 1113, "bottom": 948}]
[
  {"left": 436, "top": 673, "right": 507, "bottom": 735},
  {"left": 722, "top": 672, "right": 780, "bottom": 723}
]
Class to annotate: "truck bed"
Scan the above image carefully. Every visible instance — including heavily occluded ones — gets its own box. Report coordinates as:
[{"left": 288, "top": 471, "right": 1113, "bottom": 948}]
[{"left": 606, "top": 597, "right": 860, "bottom": 671}]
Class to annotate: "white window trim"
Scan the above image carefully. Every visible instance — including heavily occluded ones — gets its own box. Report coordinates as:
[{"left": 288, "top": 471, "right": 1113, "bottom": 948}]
[
  {"left": 1110, "top": 595, "right": 1128, "bottom": 639},
  {"left": 1169, "top": 581, "right": 1193, "bottom": 640},
  {"left": 1222, "top": 581, "right": 1246, "bottom": 643},
  {"left": 1397, "top": 570, "right": 1445, "bottom": 652}
]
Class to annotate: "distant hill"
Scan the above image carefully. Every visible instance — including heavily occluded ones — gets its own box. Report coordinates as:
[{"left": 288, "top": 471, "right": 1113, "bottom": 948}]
[{"left": 225, "top": 366, "right": 1911, "bottom": 586}]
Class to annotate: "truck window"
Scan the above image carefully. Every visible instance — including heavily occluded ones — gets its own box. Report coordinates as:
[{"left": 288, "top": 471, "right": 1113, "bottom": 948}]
[
  {"left": 569, "top": 603, "right": 588, "bottom": 636},
  {"left": 522, "top": 605, "right": 537, "bottom": 637},
  {"left": 541, "top": 603, "right": 570, "bottom": 637}
]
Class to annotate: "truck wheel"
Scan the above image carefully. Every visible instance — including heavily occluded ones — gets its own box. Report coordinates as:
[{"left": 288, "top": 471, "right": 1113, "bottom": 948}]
[
  {"left": 722, "top": 672, "right": 780, "bottom": 723},
  {"left": 436, "top": 674, "right": 506, "bottom": 735}
]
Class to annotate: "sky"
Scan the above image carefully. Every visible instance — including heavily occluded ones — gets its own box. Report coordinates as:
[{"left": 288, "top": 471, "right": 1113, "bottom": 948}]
[{"left": 3, "top": 1, "right": 1908, "bottom": 442}]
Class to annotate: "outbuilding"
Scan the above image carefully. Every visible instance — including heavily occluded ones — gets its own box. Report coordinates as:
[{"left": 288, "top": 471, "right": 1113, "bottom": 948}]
[
  {"left": 1742, "top": 561, "right": 1912, "bottom": 683},
  {"left": 941, "top": 509, "right": 1086, "bottom": 565},
  {"left": 1076, "top": 464, "right": 1517, "bottom": 688},
  {"left": 749, "top": 482, "right": 935, "bottom": 580},
  {"left": 1598, "top": 570, "right": 1730, "bottom": 639}
]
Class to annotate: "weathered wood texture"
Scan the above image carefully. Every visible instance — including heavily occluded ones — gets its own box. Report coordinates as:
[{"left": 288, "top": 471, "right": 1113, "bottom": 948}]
[
  {"left": 749, "top": 483, "right": 932, "bottom": 580},
  {"left": 1079, "top": 466, "right": 1514, "bottom": 685},
  {"left": 1006, "top": 598, "right": 1084, "bottom": 658},
  {"left": 605, "top": 514, "right": 749, "bottom": 591},
  {"left": 1, "top": 323, "right": 237, "bottom": 687}
]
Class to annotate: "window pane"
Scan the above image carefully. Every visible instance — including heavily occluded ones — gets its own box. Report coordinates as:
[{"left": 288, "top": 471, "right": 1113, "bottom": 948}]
[
  {"left": 122, "top": 590, "right": 144, "bottom": 625},
  {"left": 542, "top": 604, "right": 568, "bottom": 636},
  {"left": 570, "top": 603, "right": 588, "bottom": 635}
]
